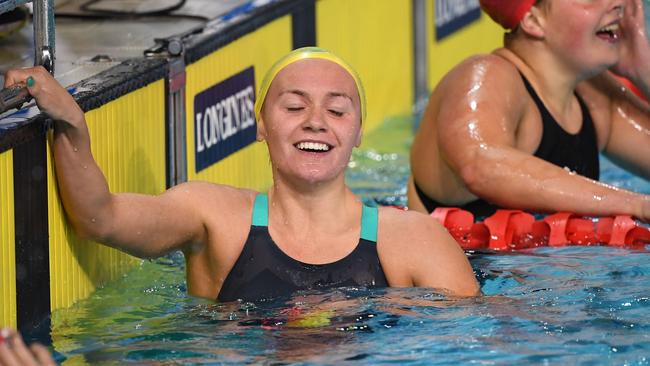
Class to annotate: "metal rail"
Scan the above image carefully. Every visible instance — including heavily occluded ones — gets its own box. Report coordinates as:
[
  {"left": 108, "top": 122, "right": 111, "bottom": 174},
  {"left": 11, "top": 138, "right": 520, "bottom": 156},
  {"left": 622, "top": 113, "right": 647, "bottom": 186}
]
[
  {"left": 0, "top": 0, "right": 55, "bottom": 114},
  {"left": 0, "top": 0, "right": 32, "bottom": 14},
  {"left": 32, "top": 0, "right": 55, "bottom": 74}
]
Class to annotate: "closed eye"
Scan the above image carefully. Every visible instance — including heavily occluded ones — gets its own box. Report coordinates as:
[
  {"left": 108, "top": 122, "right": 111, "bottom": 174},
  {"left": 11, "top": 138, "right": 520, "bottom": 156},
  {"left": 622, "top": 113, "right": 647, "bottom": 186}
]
[
  {"left": 328, "top": 109, "right": 344, "bottom": 117},
  {"left": 287, "top": 107, "right": 304, "bottom": 112}
]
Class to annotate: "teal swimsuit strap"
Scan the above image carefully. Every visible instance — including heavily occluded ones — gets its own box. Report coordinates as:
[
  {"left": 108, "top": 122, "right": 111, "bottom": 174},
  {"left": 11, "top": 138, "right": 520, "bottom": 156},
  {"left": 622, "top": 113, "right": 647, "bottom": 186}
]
[
  {"left": 360, "top": 204, "right": 378, "bottom": 242},
  {"left": 251, "top": 193, "right": 378, "bottom": 242},
  {"left": 252, "top": 193, "right": 269, "bottom": 227}
]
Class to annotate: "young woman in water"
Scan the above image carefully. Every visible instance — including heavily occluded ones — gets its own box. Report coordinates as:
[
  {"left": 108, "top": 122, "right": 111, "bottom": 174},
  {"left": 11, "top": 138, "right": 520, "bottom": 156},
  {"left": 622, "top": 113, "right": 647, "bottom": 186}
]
[
  {"left": 409, "top": 0, "right": 650, "bottom": 220},
  {"left": 4, "top": 48, "right": 479, "bottom": 303}
]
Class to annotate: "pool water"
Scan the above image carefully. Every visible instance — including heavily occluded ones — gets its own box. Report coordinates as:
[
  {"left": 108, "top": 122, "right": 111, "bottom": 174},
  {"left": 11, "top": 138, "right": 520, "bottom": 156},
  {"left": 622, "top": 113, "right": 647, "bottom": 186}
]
[{"left": 50, "top": 117, "right": 650, "bottom": 365}]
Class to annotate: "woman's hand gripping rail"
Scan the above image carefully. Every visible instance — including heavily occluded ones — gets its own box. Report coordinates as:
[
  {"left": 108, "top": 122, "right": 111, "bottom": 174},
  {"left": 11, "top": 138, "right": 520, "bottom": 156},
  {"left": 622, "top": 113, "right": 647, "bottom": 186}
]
[
  {"left": 5, "top": 67, "right": 115, "bottom": 242},
  {"left": 3, "top": 67, "right": 205, "bottom": 258},
  {"left": 0, "top": 81, "right": 31, "bottom": 114}
]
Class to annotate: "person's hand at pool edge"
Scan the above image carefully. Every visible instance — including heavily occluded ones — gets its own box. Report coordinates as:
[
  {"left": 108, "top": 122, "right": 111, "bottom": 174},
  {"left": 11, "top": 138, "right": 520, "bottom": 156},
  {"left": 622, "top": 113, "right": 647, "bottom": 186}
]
[
  {"left": 3, "top": 66, "right": 212, "bottom": 259},
  {"left": 4, "top": 66, "right": 85, "bottom": 129},
  {"left": 0, "top": 328, "right": 55, "bottom": 366}
]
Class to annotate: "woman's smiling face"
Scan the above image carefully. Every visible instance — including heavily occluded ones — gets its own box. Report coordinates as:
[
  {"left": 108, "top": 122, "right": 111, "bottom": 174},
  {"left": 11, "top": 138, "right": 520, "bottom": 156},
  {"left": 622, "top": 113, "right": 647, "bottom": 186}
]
[
  {"left": 258, "top": 58, "right": 363, "bottom": 186},
  {"left": 540, "top": 0, "right": 625, "bottom": 75}
]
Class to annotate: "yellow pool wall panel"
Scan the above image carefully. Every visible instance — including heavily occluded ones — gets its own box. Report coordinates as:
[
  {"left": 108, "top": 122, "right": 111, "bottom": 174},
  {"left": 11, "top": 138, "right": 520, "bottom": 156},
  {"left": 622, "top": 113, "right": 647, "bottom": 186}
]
[
  {"left": 0, "top": 150, "right": 16, "bottom": 328},
  {"left": 47, "top": 80, "right": 166, "bottom": 311},
  {"left": 185, "top": 16, "right": 292, "bottom": 188},
  {"left": 428, "top": 3, "right": 503, "bottom": 90},
  {"left": 316, "top": 0, "right": 414, "bottom": 138}
]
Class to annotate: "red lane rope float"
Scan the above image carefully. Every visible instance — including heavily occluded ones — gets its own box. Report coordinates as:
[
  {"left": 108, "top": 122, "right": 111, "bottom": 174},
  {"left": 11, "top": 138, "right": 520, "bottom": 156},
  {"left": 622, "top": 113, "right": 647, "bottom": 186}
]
[{"left": 430, "top": 208, "right": 650, "bottom": 251}]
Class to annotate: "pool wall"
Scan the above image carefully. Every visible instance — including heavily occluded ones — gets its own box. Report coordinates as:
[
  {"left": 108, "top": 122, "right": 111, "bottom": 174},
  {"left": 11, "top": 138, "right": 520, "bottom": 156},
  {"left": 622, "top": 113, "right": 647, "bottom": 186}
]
[
  {"left": 0, "top": 0, "right": 503, "bottom": 334},
  {"left": 0, "top": 150, "right": 16, "bottom": 329},
  {"left": 47, "top": 81, "right": 167, "bottom": 312}
]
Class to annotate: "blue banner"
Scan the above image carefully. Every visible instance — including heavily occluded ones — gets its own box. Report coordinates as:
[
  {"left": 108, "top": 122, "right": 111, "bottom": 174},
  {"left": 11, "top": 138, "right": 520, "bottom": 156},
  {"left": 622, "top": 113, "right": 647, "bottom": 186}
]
[
  {"left": 194, "top": 66, "right": 256, "bottom": 172},
  {"left": 434, "top": 0, "right": 481, "bottom": 41}
]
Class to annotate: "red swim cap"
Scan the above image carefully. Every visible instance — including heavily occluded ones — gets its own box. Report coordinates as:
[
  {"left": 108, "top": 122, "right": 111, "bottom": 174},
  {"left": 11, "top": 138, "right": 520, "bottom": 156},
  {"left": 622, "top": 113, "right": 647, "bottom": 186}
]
[{"left": 479, "top": 0, "right": 537, "bottom": 30}]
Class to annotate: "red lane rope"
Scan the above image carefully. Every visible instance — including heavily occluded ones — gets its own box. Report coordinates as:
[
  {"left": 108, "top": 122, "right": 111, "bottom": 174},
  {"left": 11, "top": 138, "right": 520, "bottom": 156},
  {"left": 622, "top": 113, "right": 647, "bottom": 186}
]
[{"left": 429, "top": 207, "right": 650, "bottom": 251}]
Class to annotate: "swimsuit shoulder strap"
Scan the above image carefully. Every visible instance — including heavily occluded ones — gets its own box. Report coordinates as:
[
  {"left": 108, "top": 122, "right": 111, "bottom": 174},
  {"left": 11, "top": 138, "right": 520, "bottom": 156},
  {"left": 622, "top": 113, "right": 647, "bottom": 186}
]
[
  {"left": 360, "top": 204, "right": 378, "bottom": 243},
  {"left": 518, "top": 72, "right": 549, "bottom": 117},
  {"left": 253, "top": 194, "right": 378, "bottom": 241},
  {"left": 575, "top": 92, "right": 594, "bottom": 127},
  {"left": 519, "top": 71, "right": 594, "bottom": 137},
  {"left": 251, "top": 193, "right": 269, "bottom": 227}
]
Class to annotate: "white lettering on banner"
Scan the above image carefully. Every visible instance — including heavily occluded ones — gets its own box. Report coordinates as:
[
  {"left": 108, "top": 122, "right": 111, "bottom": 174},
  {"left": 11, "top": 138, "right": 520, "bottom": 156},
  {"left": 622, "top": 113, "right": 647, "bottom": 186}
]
[
  {"left": 435, "top": 0, "right": 480, "bottom": 26},
  {"left": 195, "top": 85, "right": 255, "bottom": 153}
]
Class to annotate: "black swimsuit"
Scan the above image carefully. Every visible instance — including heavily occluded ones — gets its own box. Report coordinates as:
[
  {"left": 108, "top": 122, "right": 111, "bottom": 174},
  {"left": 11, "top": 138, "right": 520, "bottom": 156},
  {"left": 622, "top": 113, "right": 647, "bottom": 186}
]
[
  {"left": 414, "top": 73, "right": 600, "bottom": 218},
  {"left": 217, "top": 194, "right": 388, "bottom": 302}
]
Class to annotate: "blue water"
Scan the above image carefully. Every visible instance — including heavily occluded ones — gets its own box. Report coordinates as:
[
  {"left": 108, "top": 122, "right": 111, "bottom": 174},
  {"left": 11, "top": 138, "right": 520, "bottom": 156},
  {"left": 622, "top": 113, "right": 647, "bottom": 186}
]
[{"left": 50, "top": 118, "right": 650, "bottom": 365}]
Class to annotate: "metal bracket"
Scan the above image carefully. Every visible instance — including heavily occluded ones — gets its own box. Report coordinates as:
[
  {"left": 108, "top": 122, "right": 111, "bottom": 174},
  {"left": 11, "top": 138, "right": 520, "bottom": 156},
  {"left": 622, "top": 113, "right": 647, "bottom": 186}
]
[
  {"left": 145, "top": 36, "right": 188, "bottom": 187},
  {"left": 166, "top": 55, "right": 187, "bottom": 187},
  {"left": 144, "top": 37, "right": 184, "bottom": 58}
]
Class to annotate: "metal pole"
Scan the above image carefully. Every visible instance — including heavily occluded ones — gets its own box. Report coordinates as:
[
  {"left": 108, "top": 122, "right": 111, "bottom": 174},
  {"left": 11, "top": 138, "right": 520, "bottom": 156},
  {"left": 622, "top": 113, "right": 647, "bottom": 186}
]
[
  {"left": 412, "top": 0, "right": 428, "bottom": 131},
  {"left": 33, "top": 0, "right": 55, "bottom": 74},
  {"left": 168, "top": 56, "right": 188, "bottom": 187}
]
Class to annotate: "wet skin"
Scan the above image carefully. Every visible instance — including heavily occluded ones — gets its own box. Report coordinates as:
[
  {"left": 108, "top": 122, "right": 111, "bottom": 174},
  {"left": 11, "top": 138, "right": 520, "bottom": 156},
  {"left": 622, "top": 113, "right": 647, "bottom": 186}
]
[{"left": 409, "top": 0, "right": 650, "bottom": 221}]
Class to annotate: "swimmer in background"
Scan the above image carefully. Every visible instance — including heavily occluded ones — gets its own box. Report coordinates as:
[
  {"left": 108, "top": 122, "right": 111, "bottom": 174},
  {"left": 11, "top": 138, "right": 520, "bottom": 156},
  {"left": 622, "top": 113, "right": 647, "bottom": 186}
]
[
  {"left": 408, "top": 0, "right": 650, "bottom": 221},
  {"left": 4, "top": 48, "right": 478, "bottom": 304}
]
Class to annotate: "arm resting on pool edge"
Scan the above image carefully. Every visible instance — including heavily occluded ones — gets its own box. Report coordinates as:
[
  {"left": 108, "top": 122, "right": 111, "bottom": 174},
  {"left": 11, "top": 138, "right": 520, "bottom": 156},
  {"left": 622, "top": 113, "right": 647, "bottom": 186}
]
[
  {"left": 456, "top": 143, "right": 650, "bottom": 222},
  {"left": 3, "top": 67, "right": 209, "bottom": 258}
]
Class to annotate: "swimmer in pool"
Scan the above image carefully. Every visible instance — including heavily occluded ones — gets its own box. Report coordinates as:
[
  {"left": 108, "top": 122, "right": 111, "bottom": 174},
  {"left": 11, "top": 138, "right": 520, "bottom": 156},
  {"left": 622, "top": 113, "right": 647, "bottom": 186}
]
[
  {"left": 408, "top": 0, "right": 650, "bottom": 221},
  {"left": 4, "top": 47, "right": 478, "bottom": 302}
]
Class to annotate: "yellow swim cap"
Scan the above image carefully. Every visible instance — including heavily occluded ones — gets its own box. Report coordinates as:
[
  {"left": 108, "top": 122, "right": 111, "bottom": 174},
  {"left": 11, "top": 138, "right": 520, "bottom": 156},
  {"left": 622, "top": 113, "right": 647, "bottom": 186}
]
[{"left": 254, "top": 47, "right": 366, "bottom": 124}]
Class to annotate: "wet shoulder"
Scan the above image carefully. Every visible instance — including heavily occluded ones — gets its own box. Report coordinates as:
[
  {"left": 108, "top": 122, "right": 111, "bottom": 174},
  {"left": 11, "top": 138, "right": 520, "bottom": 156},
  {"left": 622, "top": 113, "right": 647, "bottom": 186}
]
[
  {"left": 377, "top": 207, "right": 447, "bottom": 249},
  {"left": 165, "top": 181, "right": 257, "bottom": 222},
  {"left": 432, "top": 52, "right": 531, "bottom": 121},
  {"left": 445, "top": 53, "right": 518, "bottom": 81},
  {"left": 439, "top": 53, "right": 522, "bottom": 90}
]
